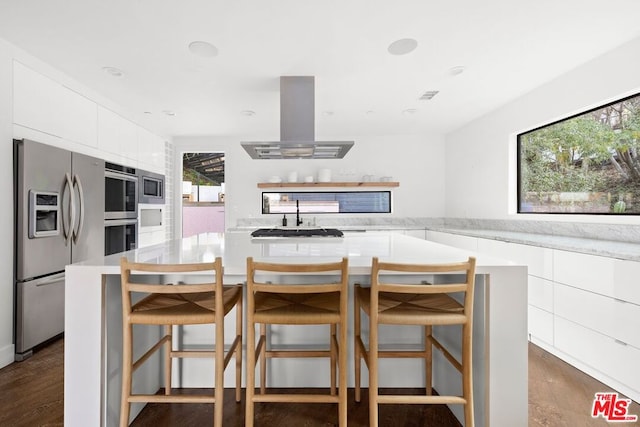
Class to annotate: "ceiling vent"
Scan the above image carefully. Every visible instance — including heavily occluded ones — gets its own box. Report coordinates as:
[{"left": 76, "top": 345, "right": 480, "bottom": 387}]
[
  {"left": 241, "top": 77, "right": 354, "bottom": 159},
  {"left": 419, "top": 90, "right": 439, "bottom": 100}
]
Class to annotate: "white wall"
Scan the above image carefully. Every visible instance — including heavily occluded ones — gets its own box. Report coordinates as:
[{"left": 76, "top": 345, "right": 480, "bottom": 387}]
[
  {"left": 0, "top": 38, "right": 15, "bottom": 367},
  {"left": 173, "top": 134, "right": 446, "bottom": 231},
  {"left": 445, "top": 36, "right": 640, "bottom": 225}
]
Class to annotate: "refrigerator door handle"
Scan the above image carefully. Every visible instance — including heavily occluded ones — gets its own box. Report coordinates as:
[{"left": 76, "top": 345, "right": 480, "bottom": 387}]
[
  {"left": 62, "top": 173, "right": 75, "bottom": 245},
  {"left": 72, "top": 174, "right": 84, "bottom": 243},
  {"left": 34, "top": 271, "right": 66, "bottom": 286}
]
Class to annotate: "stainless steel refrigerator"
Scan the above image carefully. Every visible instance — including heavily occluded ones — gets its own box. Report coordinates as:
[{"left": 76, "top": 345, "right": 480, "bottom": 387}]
[{"left": 14, "top": 139, "right": 105, "bottom": 360}]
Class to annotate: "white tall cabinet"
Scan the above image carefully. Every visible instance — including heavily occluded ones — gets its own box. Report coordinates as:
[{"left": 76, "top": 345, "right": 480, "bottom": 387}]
[{"left": 426, "top": 230, "right": 640, "bottom": 404}]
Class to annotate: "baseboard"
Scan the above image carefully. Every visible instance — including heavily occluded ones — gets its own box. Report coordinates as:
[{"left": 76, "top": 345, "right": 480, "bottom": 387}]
[{"left": 0, "top": 342, "right": 16, "bottom": 368}]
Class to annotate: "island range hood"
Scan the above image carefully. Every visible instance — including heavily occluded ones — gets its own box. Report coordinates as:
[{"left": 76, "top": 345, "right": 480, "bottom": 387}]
[{"left": 241, "top": 76, "right": 354, "bottom": 159}]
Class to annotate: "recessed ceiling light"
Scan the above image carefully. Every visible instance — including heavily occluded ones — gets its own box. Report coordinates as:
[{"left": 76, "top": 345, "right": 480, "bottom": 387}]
[
  {"left": 162, "top": 110, "right": 176, "bottom": 116},
  {"left": 402, "top": 108, "right": 418, "bottom": 115},
  {"left": 188, "top": 41, "right": 219, "bottom": 58},
  {"left": 102, "top": 66, "right": 124, "bottom": 78},
  {"left": 240, "top": 110, "right": 256, "bottom": 116},
  {"left": 449, "top": 65, "right": 466, "bottom": 76},
  {"left": 388, "top": 38, "right": 418, "bottom": 55}
]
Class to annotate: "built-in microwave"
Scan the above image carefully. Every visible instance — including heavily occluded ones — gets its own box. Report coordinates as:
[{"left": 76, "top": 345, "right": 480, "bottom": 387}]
[
  {"left": 105, "top": 162, "right": 138, "bottom": 220},
  {"left": 138, "top": 169, "right": 165, "bottom": 204}
]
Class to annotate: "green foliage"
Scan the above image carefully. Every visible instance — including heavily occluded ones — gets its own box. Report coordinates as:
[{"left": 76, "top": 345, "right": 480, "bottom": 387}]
[{"left": 521, "top": 97, "right": 640, "bottom": 207}]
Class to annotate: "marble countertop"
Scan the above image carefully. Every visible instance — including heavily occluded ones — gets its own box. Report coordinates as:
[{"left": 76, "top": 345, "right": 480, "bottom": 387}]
[
  {"left": 70, "top": 231, "right": 520, "bottom": 275},
  {"left": 429, "top": 227, "right": 640, "bottom": 262}
]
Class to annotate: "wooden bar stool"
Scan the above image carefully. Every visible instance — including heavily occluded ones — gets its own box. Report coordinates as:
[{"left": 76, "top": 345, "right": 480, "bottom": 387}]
[
  {"left": 245, "top": 257, "right": 349, "bottom": 427},
  {"left": 354, "top": 256, "right": 477, "bottom": 427},
  {"left": 119, "top": 257, "right": 242, "bottom": 427}
]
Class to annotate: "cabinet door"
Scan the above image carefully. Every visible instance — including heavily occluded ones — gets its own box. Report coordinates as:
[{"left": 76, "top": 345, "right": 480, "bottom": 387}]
[
  {"left": 97, "top": 107, "right": 138, "bottom": 164},
  {"left": 555, "top": 283, "right": 640, "bottom": 349},
  {"left": 477, "top": 237, "right": 508, "bottom": 258},
  {"left": 553, "top": 250, "right": 615, "bottom": 297},
  {"left": 137, "top": 128, "right": 165, "bottom": 174},
  {"left": 506, "top": 243, "right": 553, "bottom": 280},
  {"left": 13, "top": 61, "right": 97, "bottom": 148},
  {"left": 555, "top": 317, "right": 640, "bottom": 399},
  {"left": 614, "top": 260, "right": 640, "bottom": 306},
  {"left": 528, "top": 305, "right": 553, "bottom": 345},
  {"left": 528, "top": 276, "right": 553, "bottom": 312},
  {"left": 14, "top": 61, "right": 64, "bottom": 137},
  {"left": 58, "top": 84, "right": 97, "bottom": 147}
]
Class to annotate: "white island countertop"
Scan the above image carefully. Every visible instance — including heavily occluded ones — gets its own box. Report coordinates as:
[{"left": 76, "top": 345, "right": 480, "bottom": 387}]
[{"left": 65, "top": 232, "right": 528, "bottom": 427}]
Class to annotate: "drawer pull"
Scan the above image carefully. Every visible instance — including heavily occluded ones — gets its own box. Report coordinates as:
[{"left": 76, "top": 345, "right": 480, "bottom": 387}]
[{"left": 614, "top": 339, "right": 628, "bottom": 346}]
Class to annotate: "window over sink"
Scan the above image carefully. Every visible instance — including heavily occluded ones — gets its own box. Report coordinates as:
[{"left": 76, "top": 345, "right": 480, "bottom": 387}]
[{"left": 262, "top": 191, "right": 391, "bottom": 214}]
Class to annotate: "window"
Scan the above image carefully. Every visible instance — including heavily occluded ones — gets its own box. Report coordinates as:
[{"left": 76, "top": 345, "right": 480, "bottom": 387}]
[
  {"left": 262, "top": 191, "right": 391, "bottom": 214},
  {"left": 517, "top": 92, "right": 640, "bottom": 214}
]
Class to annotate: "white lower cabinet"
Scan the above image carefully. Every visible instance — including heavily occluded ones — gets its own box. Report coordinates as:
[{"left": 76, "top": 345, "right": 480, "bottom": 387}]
[
  {"left": 528, "top": 275, "right": 553, "bottom": 312},
  {"left": 555, "top": 282, "right": 640, "bottom": 349},
  {"left": 555, "top": 316, "right": 640, "bottom": 399},
  {"left": 553, "top": 250, "right": 615, "bottom": 297},
  {"left": 528, "top": 305, "right": 554, "bottom": 345},
  {"left": 614, "top": 259, "right": 640, "bottom": 306},
  {"left": 425, "top": 230, "right": 640, "bottom": 402}
]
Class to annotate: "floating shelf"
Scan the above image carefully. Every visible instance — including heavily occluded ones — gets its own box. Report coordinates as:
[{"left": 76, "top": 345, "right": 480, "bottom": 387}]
[{"left": 257, "top": 181, "right": 399, "bottom": 188}]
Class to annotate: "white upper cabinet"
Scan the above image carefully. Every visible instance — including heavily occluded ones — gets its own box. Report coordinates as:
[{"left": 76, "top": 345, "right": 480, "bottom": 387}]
[
  {"left": 13, "top": 61, "right": 97, "bottom": 148},
  {"left": 97, "top": 106, "right": 138, "bottom": 165},
  {"left": 137, "top": 127, "right": 165, "bottom": 174}
]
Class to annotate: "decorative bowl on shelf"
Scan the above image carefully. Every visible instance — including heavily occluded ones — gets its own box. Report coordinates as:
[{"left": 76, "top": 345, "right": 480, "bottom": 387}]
[{"left": 268, "top": 176, "right": 282, "bottom": 183}]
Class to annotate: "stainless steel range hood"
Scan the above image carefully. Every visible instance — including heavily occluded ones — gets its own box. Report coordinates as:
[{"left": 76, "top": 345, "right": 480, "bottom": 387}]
[{"left": 241, "top": 77, "right": 354, "bottom": 159}]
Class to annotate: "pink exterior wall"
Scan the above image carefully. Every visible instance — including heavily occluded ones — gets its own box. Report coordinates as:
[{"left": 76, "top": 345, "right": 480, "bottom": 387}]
[{"left": 182, "top": 205, "right": 225, "bottom": 237}]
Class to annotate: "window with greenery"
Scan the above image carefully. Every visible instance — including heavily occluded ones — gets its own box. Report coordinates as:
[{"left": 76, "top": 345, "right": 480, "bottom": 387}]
[{"left": 518, "top": 92, "right": 640, "bottom": 214}]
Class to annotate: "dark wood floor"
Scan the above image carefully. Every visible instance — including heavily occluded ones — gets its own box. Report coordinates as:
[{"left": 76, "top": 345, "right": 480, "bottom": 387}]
[{"left": 0, "top": 338, "right": 638, "bottom": 426}]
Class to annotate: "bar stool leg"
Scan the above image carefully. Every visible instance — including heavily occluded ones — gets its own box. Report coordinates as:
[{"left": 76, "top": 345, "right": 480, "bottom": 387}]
[
  {"left": 235, "top": 296, "right": 243, "bottom": 403},
  {"left": 330, "top": 323, "right": 337, "bottom": 396},
  {"left": 463, "top": 323, "right": 474, "bottom": 427},
  {"left": 214, "top": 320, "right": 224, "bottom": 426},
  {"left": 425, "top": 325, "right": 432, "bottom": 395},
  {"left": 354, "top": 286, "right": 362, "bottom": 403},
  {"left": 260, "top": 323, "right": 267, "bottom": 394},
  {"left": 120, "top": 323, "right": 133, "bottom": 427},
  {"left": 339, "top": 320, "right": 348, "bottom": 426},
  {"left": 164, "top": 325, "right": 172, "bottom": 395},
  {"left": 245, "top": 320, "right": 256, "bottom": 427},
  {"left": 369, "top": 320, "right": 379, "bottom": 427}
]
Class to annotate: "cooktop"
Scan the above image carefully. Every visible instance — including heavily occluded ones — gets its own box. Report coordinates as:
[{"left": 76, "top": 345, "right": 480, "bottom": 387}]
[{"left": 251, "top": 228, "right": 344, "bottom": 238}]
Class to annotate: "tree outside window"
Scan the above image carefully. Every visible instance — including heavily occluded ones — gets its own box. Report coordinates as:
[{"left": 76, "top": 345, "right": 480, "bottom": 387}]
[{"left": 518, "top": 93, "right": 640, "bottom": 214}]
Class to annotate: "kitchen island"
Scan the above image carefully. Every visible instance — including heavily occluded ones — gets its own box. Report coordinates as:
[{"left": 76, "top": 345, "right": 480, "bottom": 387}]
[{"left": 64, "top": 231, "right": 528, "bottom": 427}]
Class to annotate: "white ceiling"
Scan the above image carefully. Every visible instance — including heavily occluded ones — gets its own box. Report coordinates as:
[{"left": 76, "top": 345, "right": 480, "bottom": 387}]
[{"left": 1, "top": 0, "right": 640, "bottom": 139}]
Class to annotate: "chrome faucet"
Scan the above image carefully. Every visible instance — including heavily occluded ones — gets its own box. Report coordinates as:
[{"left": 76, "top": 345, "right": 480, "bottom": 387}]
[{"left": 296, "top": 200, "right": 303, "bottom": 226}]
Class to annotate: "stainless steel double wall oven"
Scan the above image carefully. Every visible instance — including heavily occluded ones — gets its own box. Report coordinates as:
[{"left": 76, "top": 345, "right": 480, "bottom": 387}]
[{"left": 104, "top": 162, "right": 138, "bottom": 256}]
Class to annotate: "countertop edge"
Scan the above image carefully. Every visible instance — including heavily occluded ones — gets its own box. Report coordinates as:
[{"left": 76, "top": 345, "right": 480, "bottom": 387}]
[{"left": 428, "top": 227, "right": 640, "bottom": 262}]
